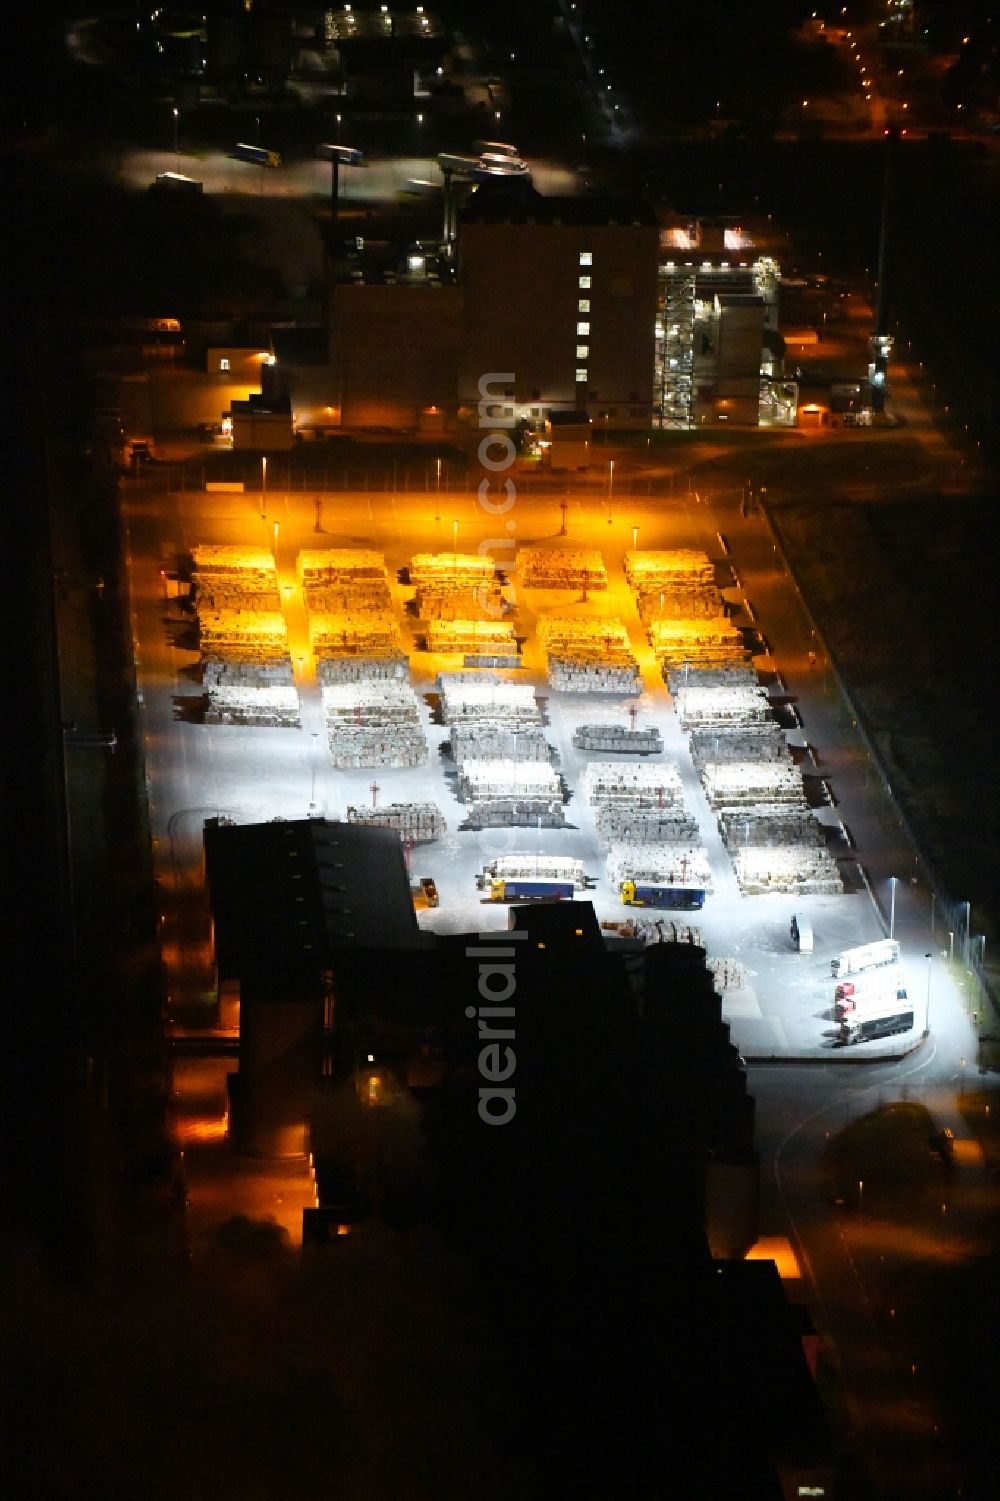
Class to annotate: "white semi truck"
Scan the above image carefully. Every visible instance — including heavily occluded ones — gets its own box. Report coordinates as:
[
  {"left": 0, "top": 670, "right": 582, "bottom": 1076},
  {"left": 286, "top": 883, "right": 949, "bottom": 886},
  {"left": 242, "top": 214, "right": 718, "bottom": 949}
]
[{"left": 830, "top": 938, "right": 900, "bottom": 978}]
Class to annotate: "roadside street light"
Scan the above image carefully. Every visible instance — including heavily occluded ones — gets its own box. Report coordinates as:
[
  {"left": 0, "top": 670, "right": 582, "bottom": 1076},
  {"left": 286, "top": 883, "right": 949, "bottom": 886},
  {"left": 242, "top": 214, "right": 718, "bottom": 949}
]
[
  {"left": 948, "top": 929, "right": 954, "bottom": 963},
  {"left": 632, "top": 524, "right": 639, "bottom": 550},
  {"left": 888, "top": 875, "right": 898, "bottom": 939},
  {"left": 959, "top": 900, "right": 971, "bottom": 964},
  {"left": 858, "top": 1178, "right": 864, "bottom": 1216},
  {"left": 452, "top": 518, "right": 458, "bottom": 558},
  {"left": 260, "top": 455, "right": 268, "bottom": 519},
  {"left": 310, "top": 732, "right": 319, "bottom": 810},
  {"left": 172, "top": 107, "right": 179, "bottom": 159},
  {"left": 924, "top": 952, "right": 932, "bottom": 1036}
]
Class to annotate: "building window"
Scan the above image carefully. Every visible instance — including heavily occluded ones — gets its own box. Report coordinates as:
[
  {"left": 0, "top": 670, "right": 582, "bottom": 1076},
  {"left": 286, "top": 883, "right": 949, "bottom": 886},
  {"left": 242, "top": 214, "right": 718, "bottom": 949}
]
[
  {"left": 576, "top": 345, "right": 589, "bottom": 360},
  {"left": 576, "top": 368, "right": 588, "bottom": 383},
  {"left": 579, "top": 276, "right": 591, "bottom": 289},
  {"left": 576, "top": 322, "right": 590, "bottom": 336},
  {"left": 219, "top": 358, "right": 230, "bottom": 372},
  {"left": 578, "top": 298, "right": 590, "bottom": 313},
  {"left": 579, "top": 252, "right": 593, "bottom": 266}
]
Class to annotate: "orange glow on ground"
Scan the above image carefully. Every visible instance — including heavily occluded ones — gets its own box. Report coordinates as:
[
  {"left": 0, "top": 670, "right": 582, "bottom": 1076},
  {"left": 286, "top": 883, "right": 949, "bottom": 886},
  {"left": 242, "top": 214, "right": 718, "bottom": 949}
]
[
  {"left": 176, "top": 1116, "right": 229, "bottom": 1144},
  {"left": 745, "top": 1236, "right": 803, "bottom": 1279}
]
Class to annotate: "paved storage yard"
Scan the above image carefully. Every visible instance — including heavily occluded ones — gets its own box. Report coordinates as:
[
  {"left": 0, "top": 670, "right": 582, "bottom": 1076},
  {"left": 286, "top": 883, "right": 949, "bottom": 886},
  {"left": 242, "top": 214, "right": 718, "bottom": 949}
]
[{"left": 126, "top": 472, "right": 958, "bottom": 1061}]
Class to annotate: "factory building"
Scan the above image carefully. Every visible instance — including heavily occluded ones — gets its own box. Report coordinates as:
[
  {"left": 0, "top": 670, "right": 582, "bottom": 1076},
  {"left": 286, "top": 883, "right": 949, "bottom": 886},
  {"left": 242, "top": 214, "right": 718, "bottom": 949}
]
[
  {"left": 656, "top": 219, "right": 792, "bottom": 429},
  {"left": 322, "top": 185, "right": 658, "bottom": 434},
  {"left": 457, "top": 189, "right": 660, "bottom": 430}
]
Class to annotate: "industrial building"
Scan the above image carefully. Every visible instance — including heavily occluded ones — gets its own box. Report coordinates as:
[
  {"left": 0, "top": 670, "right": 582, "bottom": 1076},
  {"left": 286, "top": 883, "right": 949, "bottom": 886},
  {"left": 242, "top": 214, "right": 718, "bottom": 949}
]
[
  {"left": 323, "top": 184, "right": 659, "bottom": 433},
  {"left": 457, "top": 188, "right": 660, "bottom": 430},
  {"left": 656, "top": 219, "right": 792, "bottom": 429}
]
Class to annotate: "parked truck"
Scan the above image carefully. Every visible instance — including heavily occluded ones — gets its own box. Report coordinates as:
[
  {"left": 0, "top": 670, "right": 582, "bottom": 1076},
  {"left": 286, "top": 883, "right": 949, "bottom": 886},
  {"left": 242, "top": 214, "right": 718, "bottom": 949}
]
[
  {"left": 838, "top": 1002, "right": 914, "bottom": 1047},
  {"left": 620, "top": 881, "right": 706, "bottom": 911},
  {"left": 233, "top": 142, "right": 282, "bottom": 167},
  {"left": 834, "top": 984, "right": 908, "bottom": 1022},
  {"left": 830, "top": 938, "right": 900, "bottom": 978},
  {"left": 834, "top": 964, "right": 904, "bottom": 1008},
  {"left": 488, "top": 878, "right": 574, "bottom": 902}
]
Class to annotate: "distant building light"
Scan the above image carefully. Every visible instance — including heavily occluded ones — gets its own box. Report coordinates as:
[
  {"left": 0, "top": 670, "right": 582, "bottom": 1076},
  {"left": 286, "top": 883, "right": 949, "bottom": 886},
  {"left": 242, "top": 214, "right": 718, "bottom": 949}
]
[
  {"left": 579, "top": 251, "right": 593, "bottom": 266},
  {"left": 579, "top": 275, "right": 591, "bottom": 289},
  {"left": 219, "top": 357, "right": 230, "bottom": 371},
  {"left": 576, "top": 322, "right": 590, "bottom": 336},
  {"left": 576, "top": 368, "right": 588, "bottom": 383},
  {"left": 576, "top": 345, "right": 589, "bottom": 359}
]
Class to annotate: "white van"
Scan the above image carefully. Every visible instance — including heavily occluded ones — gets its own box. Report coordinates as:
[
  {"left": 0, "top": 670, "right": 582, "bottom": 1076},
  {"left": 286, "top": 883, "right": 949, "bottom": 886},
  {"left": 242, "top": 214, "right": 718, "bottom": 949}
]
[{"left": 790, "top": 914, "right": 813, "bottom": 953}]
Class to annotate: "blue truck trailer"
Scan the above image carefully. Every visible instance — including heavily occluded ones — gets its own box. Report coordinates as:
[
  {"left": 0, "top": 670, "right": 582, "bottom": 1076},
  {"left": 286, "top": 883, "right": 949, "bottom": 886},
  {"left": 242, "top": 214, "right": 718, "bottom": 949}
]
[
  {"left": 620, "top": 881, "right": 706, "bottom": 910},
  {"left": 489, "top": 878, "right": 574, "bottom": 902}
]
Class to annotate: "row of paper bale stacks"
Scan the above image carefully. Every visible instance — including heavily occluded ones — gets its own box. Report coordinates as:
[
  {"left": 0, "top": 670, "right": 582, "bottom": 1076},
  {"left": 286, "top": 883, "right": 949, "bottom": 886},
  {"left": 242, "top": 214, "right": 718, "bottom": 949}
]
[
  {"left": 345, "top": 802, "right": 446, "bottom": 841},
  {"left": 450, "top": 722, "right": 552, "bottom": 764},
  {"left": 438, "top": 674, "right": 540, "bottom": 728},
  {"left": 192, "top": 545, "right": 298, "bottom": 722},
  {"left": 438, "top": 672, "right": 562, "bottom": 828},
  {"left": 669, "top": 665, "right": 772, "bottom": 730},
  {"left": 581, "top": 760, "right": 712, "bottom": 891},
  {"left": 299, "top": 550, "right": 408, "bottom": 682},
  {"left": 410, "top": 553, "right": 515, "bottom": 656},
  {"left": 517, "top": 548, "right": 608, "bottom": 591},
  {"left": 624, "top": 550, "right": 745, "bottom": 673},
  {"left": 204, "top": 686, "right": 301, "bottom": 727},
  {"left": 717, "top": 800, "right": 842, "bottom": 896},
  {"left": 684, "top": 704, "right": 843, "bottom": 895},
  {"left": 322, "top": 681, "right": 428, "bottom": 767},
  {"left": 537, "top": 617, "right": 641, "bottom": 694},
  {"left": 572, "top": 724, "right": 663, "bottom": 755},
  {"left": 426, "top": 618, "right": 519, "bottom": 656},
  {"left": 600, "top": 916, "right": 704, "bottom": 947},
  {"left": 625, "top": 550, "right": 722, "bottom": 625},
  {"left": 647, "top": 617, "right": 746, "bottom": 671},
  {"left": 411, "top": 553, "right": 501, "bottom": 614},
  {"left": 607, "top": 842, "right": 714, "bottom": 893}
]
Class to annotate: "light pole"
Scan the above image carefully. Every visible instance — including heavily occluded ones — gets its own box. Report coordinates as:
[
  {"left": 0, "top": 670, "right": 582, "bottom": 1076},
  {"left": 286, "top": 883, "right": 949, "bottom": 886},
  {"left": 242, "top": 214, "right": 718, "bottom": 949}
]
[
  {"left": 452, "top": 518, "right": 458, "bottom": 559},
  {"left": 924, "top": 951, "right": 932, "bottom": 1036},
  {"left": 948, "top": 929, "right": 954, "bottom": 963},
  {"left": 959, "top": 900, "right": 971, "bottom": 965},
  {"left": 260, "top": 455, "right": 268, "bottom": 519},
  {"left": 632, "top": 524, "right": 639, "bottom": 551},
  {"left": 888, "top": 875, "right": 898, "bottom": 940},
  {"left": 858, "top": 1178, "right": 864, "bottom": 1216},
  {"left": 310, "top": 732, "right": 319, "bottom": 810},
  {"left": 607, "top": 460, "right": 614, "bottom": 525},
  {"left": 172, "top": 107, "right": 179, "bottom": 161}
]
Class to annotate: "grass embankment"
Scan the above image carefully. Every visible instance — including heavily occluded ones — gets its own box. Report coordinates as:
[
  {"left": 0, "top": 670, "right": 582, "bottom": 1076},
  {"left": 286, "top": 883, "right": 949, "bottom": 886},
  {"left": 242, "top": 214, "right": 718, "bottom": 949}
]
[{"left": 699, "top": 435, "right": 999, "bottom": 952}]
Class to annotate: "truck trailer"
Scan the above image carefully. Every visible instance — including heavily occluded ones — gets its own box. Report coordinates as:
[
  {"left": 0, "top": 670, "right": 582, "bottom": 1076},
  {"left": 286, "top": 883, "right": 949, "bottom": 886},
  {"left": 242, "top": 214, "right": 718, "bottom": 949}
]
[
  {"left": 838, "top": 1004, "right": 914, "bottom": 1046},
  {"left": 834, "top": 985, "right": 908, "bottom": 1022},
  {"left": 488, "top": 878, "right": 574, "bottom": 902},
  {"left": 831, "top": 938, "right": 900, "bottom": 978},
  {"left": 834, "top": 964, "right": 905, "bottom": 1007},
  {"left": 620, "top": 881, "right": 706, "bottom": 911},
  {"left": 233, "top": 142, "right": 282, "bottom": 167}
]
